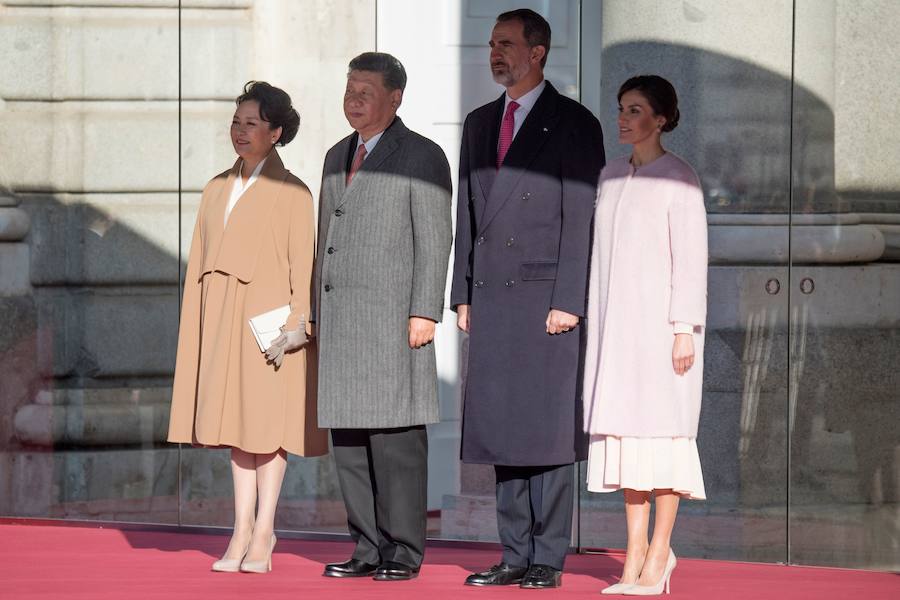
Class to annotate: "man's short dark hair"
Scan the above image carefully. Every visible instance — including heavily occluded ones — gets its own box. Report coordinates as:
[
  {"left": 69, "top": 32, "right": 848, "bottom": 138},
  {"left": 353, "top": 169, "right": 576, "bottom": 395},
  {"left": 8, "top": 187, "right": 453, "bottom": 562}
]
[
  {"left": 348, "top": 52, "right": 407, "bottom": 92},
  {"left": 497, "top": 8, "right": 552, "bottom": 68}
]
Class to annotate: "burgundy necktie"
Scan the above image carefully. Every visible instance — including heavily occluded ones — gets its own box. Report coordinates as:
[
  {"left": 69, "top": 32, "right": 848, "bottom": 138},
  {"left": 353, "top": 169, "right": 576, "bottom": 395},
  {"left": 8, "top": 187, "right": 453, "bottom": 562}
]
[
  {"left": 496, "top": 100, "right": 520, "bottom": 169},
  {"left": 347, "top": 143, "right": 367, "bottom": 184}
]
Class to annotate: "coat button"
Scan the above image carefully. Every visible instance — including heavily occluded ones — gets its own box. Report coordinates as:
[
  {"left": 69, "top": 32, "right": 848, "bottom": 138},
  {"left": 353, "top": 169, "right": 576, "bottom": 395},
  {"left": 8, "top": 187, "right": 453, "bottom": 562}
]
[
  {"left": 474, "top": 280, "right": 485, "bottom": 288},
  {"left": 334, "top": 209, "right": 344, "bottom": 217},
  {"left": 324, "top": 284, "right": 333, "bottom": 292},
  {"left": 327, "top": 247, "right": 335, "bottom": 254},
  {"left": 521, "top": 192, "right": 531, "bottom": 200},
  {"left": 476, "top": 236, "right": 485, "bottom": 245},
  {"left": 506, "top": 237, "right": 515, "bottom": 247},
  {"left": 505, "top": 279, "right": 516, "bottom": 287}
]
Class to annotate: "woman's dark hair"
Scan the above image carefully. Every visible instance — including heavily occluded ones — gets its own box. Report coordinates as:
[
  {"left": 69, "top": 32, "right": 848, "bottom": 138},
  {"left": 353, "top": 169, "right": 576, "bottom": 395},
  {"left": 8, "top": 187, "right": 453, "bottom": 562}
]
[
  {"left": 348, "top": 52, "right": 407, "bottom": 92},
  {"left": 617, "top": 75, "right": 680, "bottom": 133},
  {"left": 235, "top": 81, "right": 300, "bottom": 146},
  {"left": 496, "top": 8, "right": 551, "bottom": 68}
]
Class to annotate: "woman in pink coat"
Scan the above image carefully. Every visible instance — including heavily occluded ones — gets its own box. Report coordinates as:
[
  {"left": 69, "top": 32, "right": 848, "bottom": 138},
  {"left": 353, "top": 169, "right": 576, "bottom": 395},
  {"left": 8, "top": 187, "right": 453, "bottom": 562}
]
[{"left": 582, "top": 75, "right": 708, "bottom": 596}]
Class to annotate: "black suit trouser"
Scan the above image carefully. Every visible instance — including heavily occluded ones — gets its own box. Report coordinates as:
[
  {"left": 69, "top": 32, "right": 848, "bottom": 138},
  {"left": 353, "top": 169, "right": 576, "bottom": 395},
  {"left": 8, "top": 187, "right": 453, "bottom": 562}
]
[
  {"left": 331, "top": 426, "right": 428, "bottom": 569},
  {"left": 494, "top": 463, "right": 574, "bottom": 571}
]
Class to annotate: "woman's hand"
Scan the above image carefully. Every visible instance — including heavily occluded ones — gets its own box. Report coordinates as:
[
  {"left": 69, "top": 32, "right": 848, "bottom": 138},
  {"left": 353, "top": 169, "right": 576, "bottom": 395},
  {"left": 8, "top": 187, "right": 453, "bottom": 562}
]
[
  {"left": 266, "top": 326, "right": 309, "bottom": 368},
  {"left": 672, "top": 333, "right": 694, "bottom": 375}
]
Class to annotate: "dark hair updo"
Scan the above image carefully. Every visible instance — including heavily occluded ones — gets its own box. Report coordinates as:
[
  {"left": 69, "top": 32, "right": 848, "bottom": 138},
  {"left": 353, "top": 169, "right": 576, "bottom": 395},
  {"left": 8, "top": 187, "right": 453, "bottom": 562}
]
[
  {"left": 617, "top": 75, "right": 680, "bottom": 133},
  {"left": 235, "top": 81, "right": 300, "bottom": 146}
]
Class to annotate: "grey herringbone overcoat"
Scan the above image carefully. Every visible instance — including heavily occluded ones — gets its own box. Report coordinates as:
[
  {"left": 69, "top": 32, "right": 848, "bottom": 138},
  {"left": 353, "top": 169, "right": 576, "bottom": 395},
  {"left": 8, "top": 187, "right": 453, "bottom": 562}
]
[{"left": 314, "top": 118, "right": 452, "bottom": 428}]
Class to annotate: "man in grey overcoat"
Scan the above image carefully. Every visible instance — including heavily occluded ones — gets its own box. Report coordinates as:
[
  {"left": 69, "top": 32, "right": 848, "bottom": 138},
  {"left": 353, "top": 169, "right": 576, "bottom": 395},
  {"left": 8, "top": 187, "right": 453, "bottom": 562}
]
[
  {"left": 450, "top": 10, "right": 605, "bottom": 588},
  {"left": 313, "top": 52, "right": 452, "bottom": 581}
]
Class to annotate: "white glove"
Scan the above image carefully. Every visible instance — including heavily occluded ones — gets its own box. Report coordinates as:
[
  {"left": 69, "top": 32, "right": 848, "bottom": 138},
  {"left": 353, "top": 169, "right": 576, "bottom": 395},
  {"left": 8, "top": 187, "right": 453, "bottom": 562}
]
[{"left": 265, "top": 325, "right": 308, "bottom": 368}]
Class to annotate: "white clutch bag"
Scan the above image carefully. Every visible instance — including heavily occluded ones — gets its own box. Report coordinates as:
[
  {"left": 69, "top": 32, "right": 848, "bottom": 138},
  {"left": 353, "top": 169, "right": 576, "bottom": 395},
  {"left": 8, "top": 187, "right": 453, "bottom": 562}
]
[{"left": 248, "top": 305, "right": 292, "bottom": 352}]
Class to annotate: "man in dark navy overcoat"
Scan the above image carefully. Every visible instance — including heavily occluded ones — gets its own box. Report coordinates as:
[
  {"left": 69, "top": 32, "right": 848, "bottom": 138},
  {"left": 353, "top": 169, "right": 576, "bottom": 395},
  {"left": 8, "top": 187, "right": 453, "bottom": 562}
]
[{"left": 450, "top": 8, "right": 605, "bottom": 589}]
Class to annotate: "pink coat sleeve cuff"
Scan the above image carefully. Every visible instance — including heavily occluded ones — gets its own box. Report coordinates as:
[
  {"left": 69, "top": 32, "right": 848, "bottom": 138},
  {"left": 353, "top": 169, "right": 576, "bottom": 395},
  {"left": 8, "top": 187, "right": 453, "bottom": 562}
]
[{"left": 673, "top": 321, "right": 694, "bottom": 334}]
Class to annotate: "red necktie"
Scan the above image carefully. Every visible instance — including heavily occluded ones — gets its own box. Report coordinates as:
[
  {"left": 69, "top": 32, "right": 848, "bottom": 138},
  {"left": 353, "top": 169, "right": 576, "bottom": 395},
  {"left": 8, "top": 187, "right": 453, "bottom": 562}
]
[
  {"left": 347, "top": 143, "right": 367, "bottom": 184},
  {"left": 496, "top": 100, "right": 520, "bottom": 169}
]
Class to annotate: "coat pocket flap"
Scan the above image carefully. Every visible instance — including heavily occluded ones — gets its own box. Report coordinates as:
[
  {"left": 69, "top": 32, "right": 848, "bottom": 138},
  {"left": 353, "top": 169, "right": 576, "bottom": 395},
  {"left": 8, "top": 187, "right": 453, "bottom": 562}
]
[
  {"left": 199, "top": 247, "right": 258, "bottom": 284},
  {"left": 520, "top": 260, "right": 558, "bottom": 281}
]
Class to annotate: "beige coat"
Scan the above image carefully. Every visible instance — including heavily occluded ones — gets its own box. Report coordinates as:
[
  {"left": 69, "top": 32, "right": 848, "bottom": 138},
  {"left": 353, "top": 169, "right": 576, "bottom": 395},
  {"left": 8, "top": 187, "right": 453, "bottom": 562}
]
[{"left": 167, "top": 151, "right": 328, "bottom": 456}]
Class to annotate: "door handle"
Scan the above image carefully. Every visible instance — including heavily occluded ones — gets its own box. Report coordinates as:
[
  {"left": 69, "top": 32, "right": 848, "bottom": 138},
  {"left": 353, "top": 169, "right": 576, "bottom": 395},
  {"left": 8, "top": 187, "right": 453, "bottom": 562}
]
[
  {"left": 765, "top": 278, "right": 781, "bottom": 295},
  {"left": 800, "top": 277, "right": 815, "bottom": 295}
]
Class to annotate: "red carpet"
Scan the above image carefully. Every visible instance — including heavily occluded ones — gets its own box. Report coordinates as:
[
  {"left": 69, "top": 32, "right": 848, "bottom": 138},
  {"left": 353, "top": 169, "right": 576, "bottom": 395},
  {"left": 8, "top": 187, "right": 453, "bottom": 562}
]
[{"left": 0, "top": 522, "right": 897, "bottom": 599}]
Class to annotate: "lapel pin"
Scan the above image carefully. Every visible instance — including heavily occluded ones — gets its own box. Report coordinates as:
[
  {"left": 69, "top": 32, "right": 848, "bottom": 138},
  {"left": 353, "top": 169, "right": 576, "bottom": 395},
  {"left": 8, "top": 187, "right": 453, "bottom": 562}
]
[{"left": 543, "top": 127, "right": 549, "bottom": 132}]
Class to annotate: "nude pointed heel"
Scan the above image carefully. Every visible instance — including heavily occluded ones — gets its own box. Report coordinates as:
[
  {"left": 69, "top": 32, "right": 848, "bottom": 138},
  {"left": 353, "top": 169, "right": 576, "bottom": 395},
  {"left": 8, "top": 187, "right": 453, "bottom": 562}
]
[
  {"left": 623, "top": 548, "right": 676, "bottom": 596},
  {"left": 211, "top": 539, "right": 250, "bottom": 572},
  {"left": 601, "top": 581, "right": 635, "bottom": 594},
  {"left": 240, "top": 535, "right": 276, "bottom": 573}
]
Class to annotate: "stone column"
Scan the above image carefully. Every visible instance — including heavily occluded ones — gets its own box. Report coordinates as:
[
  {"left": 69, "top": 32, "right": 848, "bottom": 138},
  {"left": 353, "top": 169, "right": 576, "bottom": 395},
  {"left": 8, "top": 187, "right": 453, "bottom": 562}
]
[
  {"left": 0, "top": 185, "right": 30, "bottom": 295},
  {"left": 0, "top": 177, "right": 43, "bottom": 515}
]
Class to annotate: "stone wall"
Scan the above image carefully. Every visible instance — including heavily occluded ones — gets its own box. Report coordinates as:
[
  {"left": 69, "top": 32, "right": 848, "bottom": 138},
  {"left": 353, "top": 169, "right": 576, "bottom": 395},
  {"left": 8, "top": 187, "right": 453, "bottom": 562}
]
[
  {"left": 0, "top": 0, "right": 375, "bottom": 523},
  {"left": 1, "top": 0, "right": 898, "bottom": 569}
]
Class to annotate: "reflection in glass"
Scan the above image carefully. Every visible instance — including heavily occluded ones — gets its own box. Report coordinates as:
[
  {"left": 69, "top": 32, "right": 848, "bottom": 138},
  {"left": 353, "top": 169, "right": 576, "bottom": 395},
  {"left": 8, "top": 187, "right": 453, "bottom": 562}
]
[
  {"left": 0, "top": 3, "right": 180, "bottom": 524},
  {"left": 578, "top": 0, "right": 793, "bottom": 563},
  {"left": 787, "top": 0, "right": 900, "bottom": 570},
  {"left": 1, "top": 0, "right": 897, "bottom": 573}
]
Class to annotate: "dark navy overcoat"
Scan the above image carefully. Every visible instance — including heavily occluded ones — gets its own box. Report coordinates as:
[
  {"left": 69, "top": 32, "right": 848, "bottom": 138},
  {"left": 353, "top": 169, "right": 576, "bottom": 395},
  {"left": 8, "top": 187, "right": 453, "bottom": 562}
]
[{"left": 450, "top": 82, "right": 605, "bottom": 466}]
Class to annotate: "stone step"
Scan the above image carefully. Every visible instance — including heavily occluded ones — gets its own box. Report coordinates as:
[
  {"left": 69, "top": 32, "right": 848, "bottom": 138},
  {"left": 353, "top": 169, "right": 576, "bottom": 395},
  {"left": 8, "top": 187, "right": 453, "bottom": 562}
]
[
  {"left": 15, "top": 387, "right": 172, "bottom": 446},
  {"left": 34, "top": 387, "right": 171, "bottom": 405}
]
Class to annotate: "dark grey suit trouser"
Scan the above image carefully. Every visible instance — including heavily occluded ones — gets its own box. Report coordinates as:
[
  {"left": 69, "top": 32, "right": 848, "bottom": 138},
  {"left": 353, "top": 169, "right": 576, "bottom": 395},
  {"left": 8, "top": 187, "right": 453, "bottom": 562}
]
[
  {"left": 494, "top": 464, "right": 574, "bottom": 571},
  {"left": 331, "top": 426, "right": 428, "bottom": 569}
]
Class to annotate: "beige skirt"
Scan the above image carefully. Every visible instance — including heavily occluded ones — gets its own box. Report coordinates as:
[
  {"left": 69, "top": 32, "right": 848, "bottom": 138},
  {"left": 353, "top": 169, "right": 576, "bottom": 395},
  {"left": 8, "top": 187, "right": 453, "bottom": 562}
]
[{"left": 586, "top": 435, "right": 707, "bottom": 500}]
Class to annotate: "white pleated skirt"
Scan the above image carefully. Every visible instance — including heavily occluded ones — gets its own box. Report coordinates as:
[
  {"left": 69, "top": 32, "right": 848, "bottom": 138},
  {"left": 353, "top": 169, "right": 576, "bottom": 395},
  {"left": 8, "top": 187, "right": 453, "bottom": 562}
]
[{"left": 586, "top": 435, "right": 707, "bottom": 500}]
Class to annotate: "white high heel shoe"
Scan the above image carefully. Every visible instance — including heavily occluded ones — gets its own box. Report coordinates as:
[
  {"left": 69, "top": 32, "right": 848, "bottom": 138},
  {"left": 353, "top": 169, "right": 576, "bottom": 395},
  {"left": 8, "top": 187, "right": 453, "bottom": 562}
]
[
  {"left": 601, "top": 581, "right": 636, "bottom": 594},
  {"left": 623, "top": 548, "right": 676, "bottom": 596},
  {"left": 602, "top": 547, "right": 648, "bottom": 594},
  {"left": 211, "top": 538, "right": 250, "bottom": 573},
  {"left": 239, "top": 534, "right": 276, "bottom": 573}
]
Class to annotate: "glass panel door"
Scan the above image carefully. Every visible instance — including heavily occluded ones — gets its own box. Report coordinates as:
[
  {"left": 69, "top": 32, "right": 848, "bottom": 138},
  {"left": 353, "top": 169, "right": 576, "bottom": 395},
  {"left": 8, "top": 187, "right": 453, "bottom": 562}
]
[
  {"left": 577, "top": 0, "right": 795, "bottom": 562},
  {"left": 0, "top": 1, "right": 180, "bottom": 524},
  {"left": 787, "top": 0, "right": 900, "bottom": 570}
]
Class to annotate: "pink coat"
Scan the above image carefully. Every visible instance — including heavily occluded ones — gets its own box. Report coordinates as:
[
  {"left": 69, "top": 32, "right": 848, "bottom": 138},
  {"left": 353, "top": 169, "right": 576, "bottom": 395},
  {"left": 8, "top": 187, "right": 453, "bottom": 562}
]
[{"left": 582, "top": 153, "right": 708, "bottom": 438}]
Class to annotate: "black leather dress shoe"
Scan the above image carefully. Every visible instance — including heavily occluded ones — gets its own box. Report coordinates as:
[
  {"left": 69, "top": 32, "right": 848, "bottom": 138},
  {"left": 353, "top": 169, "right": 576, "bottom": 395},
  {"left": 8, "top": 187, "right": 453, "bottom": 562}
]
[
  {"left": 464, "top": 563, "right": 529, "bottom": 586},
  {"left": 322, "top": 558, "right": 379, "bottom": 578},
  {"left": 520, "top": 564, "right": 562, "bottom": 588},
  {"left": 373, "top": 560, "right": 419, "bottom": 581}
]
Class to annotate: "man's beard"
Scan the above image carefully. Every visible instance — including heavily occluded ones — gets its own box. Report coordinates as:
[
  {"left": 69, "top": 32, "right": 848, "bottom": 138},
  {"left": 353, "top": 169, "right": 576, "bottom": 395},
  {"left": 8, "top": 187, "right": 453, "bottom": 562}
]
[{"left": 491, "top": 62, "right": 529, "bottom": 87}]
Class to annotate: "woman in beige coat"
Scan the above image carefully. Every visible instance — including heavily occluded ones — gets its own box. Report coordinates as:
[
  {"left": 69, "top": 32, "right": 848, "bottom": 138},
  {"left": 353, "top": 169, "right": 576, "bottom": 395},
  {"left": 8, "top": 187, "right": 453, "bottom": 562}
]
[{"left": 168, "top": 81, "right": 327, "bottom": 573}]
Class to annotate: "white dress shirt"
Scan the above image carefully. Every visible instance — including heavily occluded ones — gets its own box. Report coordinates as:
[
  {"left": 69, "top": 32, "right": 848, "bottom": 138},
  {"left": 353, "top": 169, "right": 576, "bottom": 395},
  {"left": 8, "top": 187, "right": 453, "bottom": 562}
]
[
  {"left": 502, "top": 79, "right": 546, "bottom": 142},
  {"left": 225, "top": 157, "right": 266, "bottom": 226},
  {"left": 355, "top": 129, "right": 386, "bottom": 159}
]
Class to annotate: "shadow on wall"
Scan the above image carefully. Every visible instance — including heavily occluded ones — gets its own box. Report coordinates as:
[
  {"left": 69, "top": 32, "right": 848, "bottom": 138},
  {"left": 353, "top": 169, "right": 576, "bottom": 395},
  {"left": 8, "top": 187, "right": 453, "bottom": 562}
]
[
  {"left": 574, "top": 39, "right": 900, "bottom": 568},
  {"left": 0, "top": 192, "right": 182, "bottom": 520},
  {"left": 0, "top": 153, "right": 451, "bottom": 524},
  {"left": 0, "top": 193, "right": 181, "bottom": 435},
  {"left": 600, "top": 41, "right": 836, "bottom": 214},
  {"left": 0, "top": 189, "right": 349, "bottom": 527}
]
